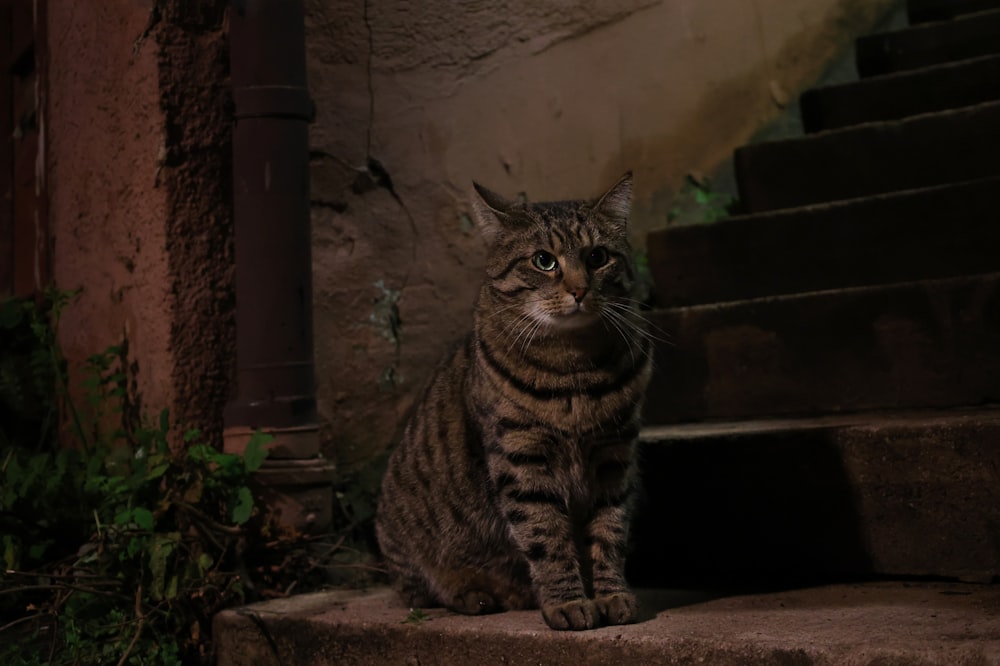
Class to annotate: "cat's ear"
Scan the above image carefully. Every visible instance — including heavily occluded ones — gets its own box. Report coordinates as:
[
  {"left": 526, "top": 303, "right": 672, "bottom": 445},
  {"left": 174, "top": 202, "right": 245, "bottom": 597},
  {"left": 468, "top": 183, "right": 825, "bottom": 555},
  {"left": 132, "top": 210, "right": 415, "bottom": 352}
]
[
  {"left": 594, "top": 171, "right": 633, "bottom": 231},
  {"left": 471, "top": 182, "right": 517, "bottom": 246}
]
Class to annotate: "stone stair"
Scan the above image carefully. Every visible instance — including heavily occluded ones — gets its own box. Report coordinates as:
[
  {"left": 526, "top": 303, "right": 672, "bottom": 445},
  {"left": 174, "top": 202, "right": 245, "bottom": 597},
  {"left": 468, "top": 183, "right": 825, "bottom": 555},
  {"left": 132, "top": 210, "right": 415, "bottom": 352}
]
[
  {"left": 215, "top": 2, "right": 1000, "bottom": 662},
  {"left": 639, "top": 0, "right": 1000, "bottom": 586}
]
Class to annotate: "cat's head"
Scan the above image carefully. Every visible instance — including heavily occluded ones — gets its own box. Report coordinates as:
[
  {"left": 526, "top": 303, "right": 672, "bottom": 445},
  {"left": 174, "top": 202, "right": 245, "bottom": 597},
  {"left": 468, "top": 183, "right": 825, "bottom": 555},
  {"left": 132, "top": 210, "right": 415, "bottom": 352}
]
[{"left": 470, "top": 173, "right": 637, "bottom": 334}]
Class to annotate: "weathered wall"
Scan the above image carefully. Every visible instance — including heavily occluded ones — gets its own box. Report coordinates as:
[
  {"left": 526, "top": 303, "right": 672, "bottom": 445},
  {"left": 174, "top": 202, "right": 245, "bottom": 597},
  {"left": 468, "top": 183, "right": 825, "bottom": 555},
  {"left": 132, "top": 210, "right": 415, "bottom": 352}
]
[
  {"left": 48, "top": 0, "right": 174, "bottom": 423},
  {"left": 306, "top": 0, "right": 898, "bottom": 474},
  {"left": 47, "top": 1, "right": 232, "bottom": 442},
  {"left": 43, "top": 0, "right": 897, "bottom": 470}
]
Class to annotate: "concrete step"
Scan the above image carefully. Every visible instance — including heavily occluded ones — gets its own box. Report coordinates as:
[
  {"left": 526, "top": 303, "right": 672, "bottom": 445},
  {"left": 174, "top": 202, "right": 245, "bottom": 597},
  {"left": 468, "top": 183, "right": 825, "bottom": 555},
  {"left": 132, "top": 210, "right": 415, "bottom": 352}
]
[
  {"left": 214, "top": 582, "right": 1000, "bottom": 665},
  {"left": 734, "top": 100, "right": 1000, "bottom": 214},
  {"left": 631, "top": 409, "right": 1000, "bottom": 584},
  {"left": 647, "top": 177, "right": 1000, "bottom": 308},
  {"left": 857, "top": 8, "right": 1000, "bottom": 76},
  {"left": 908, "top": 0, "right": 1000, "bottom": 24},
  {"left": 643, "top": 272, "right": 1000, "bottom": 424},
  {"left": 801, "top": 54, "right": 1000, "bottom": 132}
]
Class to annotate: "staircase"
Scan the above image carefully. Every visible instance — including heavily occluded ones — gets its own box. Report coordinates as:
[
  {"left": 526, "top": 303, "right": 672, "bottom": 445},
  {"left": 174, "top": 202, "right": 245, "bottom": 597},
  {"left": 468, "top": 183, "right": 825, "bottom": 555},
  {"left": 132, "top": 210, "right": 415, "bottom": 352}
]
[
  {"left": 633, "top": 0, "right": 1000, "bottom": 587},
  {"left": 215, "top": 2, "right": 1000, "bottom": 663}
]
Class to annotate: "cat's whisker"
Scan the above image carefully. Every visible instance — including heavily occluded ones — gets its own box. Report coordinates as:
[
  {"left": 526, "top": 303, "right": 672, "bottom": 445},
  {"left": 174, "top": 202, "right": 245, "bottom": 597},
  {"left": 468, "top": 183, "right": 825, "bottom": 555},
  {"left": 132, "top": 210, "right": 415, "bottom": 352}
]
[
  {"left": 487, "top": 298, "right": 544, "bottom": 320},
  {"left": 519, "top": 313, "right": 548, "bottom": 355},
  {"left": 505, "top": 313, "right": 538, "bottom": 352},
  {"left": 511, "top": 318, "right": 537, "bottom": 354},
  {"left": 603, "top": 302, "right": 673, "bottom": 346},
  {"left": 600, "top": 307, "right": 657, "bottom": 365},
  {"left": 599, "top": 309, "right": 637, "bottom": 367},
  {"left": 501, "top": 304, "right": 551, "bottom": 355}
]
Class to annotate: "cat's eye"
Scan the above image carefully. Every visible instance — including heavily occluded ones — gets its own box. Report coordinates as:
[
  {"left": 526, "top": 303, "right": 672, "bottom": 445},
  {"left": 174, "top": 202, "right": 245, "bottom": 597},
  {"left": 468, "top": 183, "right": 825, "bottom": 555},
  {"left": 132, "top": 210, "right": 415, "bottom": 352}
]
[
  {"left": 586, "top": 247, "right": 609, "bottom": 269},
  {"left": 532, "top": 251, "right": 559, "bottom": 272}
]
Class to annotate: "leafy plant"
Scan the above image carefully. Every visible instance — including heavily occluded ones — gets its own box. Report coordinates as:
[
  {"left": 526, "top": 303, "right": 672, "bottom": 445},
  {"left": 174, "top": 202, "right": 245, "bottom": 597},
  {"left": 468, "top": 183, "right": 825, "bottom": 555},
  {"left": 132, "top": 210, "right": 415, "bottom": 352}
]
[
  {"left": 0, "top": 289, "right": 386, "bottom": 664},
  {"left": 1, "top": 406, "right": 272, "bottom": 664},
  {"left": 0, "top": 289, "right": 77, "bottom": 452},
  {"left": 0, "top": 290, "right": 276, "bottom": 664},
  {"left": 667, "top": 174, "right": 737, "bottom": 225},
  {"left": 401, "top": 607, "right": 431, "bottom": 625}
]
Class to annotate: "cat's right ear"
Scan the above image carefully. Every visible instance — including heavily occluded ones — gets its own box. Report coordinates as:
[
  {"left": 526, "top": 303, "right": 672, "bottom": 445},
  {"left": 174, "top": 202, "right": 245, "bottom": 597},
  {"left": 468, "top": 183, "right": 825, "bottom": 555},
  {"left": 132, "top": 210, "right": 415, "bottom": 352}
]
[{"left": 471, "top": 182, "right": 514, "bottom": 246}]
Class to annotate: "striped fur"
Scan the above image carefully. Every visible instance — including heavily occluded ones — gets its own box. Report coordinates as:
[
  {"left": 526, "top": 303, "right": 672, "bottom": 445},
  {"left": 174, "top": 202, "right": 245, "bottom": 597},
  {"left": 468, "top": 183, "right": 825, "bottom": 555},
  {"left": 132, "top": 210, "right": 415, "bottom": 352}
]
[{"left": 375, "top": 173, "right": 652, "bottom": 631}]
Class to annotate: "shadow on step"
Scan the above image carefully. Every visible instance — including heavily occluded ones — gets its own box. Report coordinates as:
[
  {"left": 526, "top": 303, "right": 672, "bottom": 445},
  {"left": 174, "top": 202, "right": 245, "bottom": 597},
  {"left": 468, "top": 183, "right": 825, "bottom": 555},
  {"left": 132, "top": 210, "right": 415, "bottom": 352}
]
[{"left": 628, "top": 428, "right": 872, "bottom": 591}]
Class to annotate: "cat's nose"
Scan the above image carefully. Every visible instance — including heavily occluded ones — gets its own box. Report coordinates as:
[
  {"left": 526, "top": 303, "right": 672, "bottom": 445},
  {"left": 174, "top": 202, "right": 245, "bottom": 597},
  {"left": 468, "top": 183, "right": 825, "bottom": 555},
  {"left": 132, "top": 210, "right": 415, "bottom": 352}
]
[{"left": 570, "top": 287, "right": 588, "bottom": 303}]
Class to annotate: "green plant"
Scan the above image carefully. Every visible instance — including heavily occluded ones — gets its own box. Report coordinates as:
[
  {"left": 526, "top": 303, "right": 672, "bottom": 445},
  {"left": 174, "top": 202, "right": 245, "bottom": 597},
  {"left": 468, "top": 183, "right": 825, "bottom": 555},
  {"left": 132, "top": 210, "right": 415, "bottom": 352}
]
[
  {"left": 667, "top": 174, "right": 737, "bottom": 225},
  {"left": 1, "top": 406, "right": 272, "bottom": 664},
  {"left": 0, "top": 290, "right": 386, "bottom": 664},
  {"left": 401, "top": 607, "right": 431, "bottom": 625},
  {"left": 0, "top": 288, "right": 77, "bottom": 451},
  {"left": 0, "top": 291, "right": 275, "bottom": 664}
]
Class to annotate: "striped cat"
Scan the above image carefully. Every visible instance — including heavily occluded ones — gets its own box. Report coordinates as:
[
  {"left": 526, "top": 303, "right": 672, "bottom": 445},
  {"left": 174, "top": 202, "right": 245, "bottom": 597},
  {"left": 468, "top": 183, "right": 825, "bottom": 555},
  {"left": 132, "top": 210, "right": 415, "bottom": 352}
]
[{"left": 375, "top": 173, "right": 652, "bottom": 631}]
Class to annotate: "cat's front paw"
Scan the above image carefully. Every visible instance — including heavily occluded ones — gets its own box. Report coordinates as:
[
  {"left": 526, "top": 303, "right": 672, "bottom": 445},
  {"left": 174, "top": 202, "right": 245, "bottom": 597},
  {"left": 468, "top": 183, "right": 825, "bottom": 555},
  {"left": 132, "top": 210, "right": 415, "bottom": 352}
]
[
  {"left": 449, "top": 589, "right": 499, "bottom": 615},
  {"left": 541, "top": 598, "right": 600, "bottom": 631},
  {"left": 594, "top": 591, "right": 638, "bottom": 625}
]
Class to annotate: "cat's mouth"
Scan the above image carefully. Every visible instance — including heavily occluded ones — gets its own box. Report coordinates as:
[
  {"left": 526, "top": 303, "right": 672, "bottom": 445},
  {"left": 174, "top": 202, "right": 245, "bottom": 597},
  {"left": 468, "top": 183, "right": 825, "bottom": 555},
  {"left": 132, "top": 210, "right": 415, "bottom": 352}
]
[
  {"left": 523, "top": 299, "right": 602, "bottom": 331},
  {"left": 550, "top": 302, "right": 601, "bottom": 328}
]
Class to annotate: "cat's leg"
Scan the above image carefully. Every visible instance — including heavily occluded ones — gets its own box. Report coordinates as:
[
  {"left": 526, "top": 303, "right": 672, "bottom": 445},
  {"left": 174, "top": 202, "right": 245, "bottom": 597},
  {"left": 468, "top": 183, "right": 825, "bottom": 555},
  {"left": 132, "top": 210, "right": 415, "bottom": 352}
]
[
  {"left": 585, "top": 499, "right": 637, "bottom": 624},
  {"left": 585, "top": 440, "right": 640, "bottom": 626},
  {"left": 488, "top": 444, "right": 600, "bottom": 630},
  {"left": 509, "top": 507, "right": 600, "bottom": 630}
]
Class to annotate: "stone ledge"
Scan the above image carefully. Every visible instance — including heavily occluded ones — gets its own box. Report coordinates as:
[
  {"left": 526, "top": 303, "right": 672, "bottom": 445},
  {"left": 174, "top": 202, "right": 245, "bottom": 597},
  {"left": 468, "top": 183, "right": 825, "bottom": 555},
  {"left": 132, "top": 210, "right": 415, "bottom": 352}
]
[
  {"left": 733, "top": 100, "right": 1000, "bottom": 213},
  {"left": 215, "top": 582, "right": 1000, "bottom": 665},
  {"left": 648, "top": 177, "right": 1000, "bottom": 308},
  {"left": 644, "top": 273, "right": 1000, "bottom": 423},
  {"left": 857, "top": 8, "right": 1000, "bottom": 76},
  {"left": 632, "top": 408, "right": 1000, "bottom": 583}
]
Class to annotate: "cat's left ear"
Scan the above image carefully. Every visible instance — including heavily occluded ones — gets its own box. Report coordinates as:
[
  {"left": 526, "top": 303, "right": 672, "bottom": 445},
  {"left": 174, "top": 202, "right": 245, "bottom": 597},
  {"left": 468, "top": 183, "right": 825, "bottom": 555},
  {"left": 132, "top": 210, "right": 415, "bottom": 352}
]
[
  {"left": 471, "top": 182, "right": 517, "bottom": 246},
  {"left": 594, "top": 171, "right": 633, "bottom": 232}
]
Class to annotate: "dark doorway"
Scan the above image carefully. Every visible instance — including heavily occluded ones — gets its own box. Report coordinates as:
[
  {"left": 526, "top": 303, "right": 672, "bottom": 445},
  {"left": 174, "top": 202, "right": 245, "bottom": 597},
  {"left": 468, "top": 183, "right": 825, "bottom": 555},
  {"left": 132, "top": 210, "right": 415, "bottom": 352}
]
[{"left": 1, "top": 0, "right": 47, "bottom": 297}]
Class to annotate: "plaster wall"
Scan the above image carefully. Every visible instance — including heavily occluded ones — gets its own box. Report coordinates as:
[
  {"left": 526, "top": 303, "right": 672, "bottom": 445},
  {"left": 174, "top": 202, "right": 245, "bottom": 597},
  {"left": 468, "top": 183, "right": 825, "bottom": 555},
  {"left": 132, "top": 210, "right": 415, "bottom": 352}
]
[
  {"left": 47, "top": 0, "right": 175, "bottom": 424},
  {"left": 306, "top": 0, "right": 897, "bottom": 474},
  {"left": 47, "top": 1, "right": 232, "bottom": 442},
  {"left": 40, "top": 0, "right": 897, "bottom": 472}
]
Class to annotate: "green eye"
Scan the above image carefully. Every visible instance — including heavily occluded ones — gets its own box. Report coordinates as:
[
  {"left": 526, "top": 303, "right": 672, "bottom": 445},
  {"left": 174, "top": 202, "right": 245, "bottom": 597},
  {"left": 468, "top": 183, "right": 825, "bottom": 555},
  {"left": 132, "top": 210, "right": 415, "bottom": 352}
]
[
  {"left": 586, "top": 247, "right": 609, "bottom": 269},
  {"left": 532, "top": 251, "right": 558, "bottom": 272}
]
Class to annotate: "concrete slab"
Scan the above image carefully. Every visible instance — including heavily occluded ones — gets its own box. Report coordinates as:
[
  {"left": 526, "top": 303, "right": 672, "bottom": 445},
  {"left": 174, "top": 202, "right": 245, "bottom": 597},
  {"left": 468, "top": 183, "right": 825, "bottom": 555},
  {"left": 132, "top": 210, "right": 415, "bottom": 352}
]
[
  {"left": 648, "top": 177, "right": 1000, "bottom": 307},
  {"left": 214, "top": 582, "right": 1000, "bottom": 665},
  {"left": 857, "top": 8, "right": 1000, "bottom": 76},
  {"left": 800, "top": 54, "right": 1000, "bottom": 132},
  {"left": 733, "top": 100, "right": 1000, "bottom": 213}
]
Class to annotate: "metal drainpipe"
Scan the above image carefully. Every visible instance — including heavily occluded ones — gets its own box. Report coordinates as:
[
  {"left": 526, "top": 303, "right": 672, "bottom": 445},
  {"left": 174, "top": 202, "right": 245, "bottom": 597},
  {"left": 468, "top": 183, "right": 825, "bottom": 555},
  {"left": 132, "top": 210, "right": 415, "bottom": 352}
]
[{"left": 224, "top": 0, "right": 335, "bottom": 533}]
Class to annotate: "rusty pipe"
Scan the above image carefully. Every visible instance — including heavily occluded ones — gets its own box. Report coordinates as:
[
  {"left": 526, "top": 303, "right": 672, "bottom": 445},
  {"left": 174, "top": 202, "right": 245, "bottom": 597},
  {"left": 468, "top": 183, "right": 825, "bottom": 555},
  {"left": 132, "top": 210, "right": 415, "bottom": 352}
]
[{"left": 224, "top": 0, "right": 317, "bottom": 444}]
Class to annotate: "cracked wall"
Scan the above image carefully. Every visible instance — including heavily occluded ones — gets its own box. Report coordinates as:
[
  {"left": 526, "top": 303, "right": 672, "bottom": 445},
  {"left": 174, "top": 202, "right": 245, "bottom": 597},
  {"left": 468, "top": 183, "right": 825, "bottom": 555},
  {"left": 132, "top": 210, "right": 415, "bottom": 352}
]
[{"left": 306, "top": 0, "right": 897, "bottom": 474}]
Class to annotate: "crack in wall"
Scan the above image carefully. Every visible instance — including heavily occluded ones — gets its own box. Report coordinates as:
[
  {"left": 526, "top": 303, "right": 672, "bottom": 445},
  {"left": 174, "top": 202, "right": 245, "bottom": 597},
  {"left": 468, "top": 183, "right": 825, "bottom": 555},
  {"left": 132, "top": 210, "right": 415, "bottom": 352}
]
[
  {"left": 528, "top": 0, "right": 662, "bottom": 57},
  {"left": 362, "top": 0, "right": 375, "bottom": 157}
]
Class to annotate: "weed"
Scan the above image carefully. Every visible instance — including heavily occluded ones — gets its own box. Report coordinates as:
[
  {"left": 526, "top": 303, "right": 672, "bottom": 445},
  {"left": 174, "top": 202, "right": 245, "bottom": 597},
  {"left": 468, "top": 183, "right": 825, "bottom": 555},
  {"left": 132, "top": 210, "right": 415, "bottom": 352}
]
[
  {"left": 401, "top": 608, "right": 431, "bottom": 625},
  {"left": 0, "top": 289, "right": 378, "bottom": 664},
  {"left": 667, "top": 174, "right": 737, "bottom": 225}
]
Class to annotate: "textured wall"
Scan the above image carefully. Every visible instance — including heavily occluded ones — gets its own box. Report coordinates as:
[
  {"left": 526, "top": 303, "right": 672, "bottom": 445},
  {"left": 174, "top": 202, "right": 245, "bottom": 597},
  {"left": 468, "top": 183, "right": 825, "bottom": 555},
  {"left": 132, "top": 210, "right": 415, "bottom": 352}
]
[
  {"left": 306, "top": 0, "right": 898, "bottom": 474},
  {"left": 44, "top": 0, "right": 896, "bottom": 470},
  {"left": 47, "top": 1, "right": 233, "bottom": 443},
  {"left": 48, "top": 0, "right": 175, "bottom": 423}
]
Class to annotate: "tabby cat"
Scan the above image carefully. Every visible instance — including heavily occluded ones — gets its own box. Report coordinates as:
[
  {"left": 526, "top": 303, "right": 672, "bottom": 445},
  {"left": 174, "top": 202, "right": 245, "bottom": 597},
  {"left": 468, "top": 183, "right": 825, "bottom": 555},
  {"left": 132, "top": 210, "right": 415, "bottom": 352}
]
[{"left": 375, "top": 173, "right": 652, "bottom": 631}]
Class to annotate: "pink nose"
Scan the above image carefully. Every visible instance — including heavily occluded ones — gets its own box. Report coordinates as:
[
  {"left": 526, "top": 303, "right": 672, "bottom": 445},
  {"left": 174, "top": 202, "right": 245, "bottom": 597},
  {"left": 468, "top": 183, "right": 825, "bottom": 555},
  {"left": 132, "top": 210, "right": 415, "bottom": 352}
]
[{"left": 570, "top": 287, "right": 588, "bottom": 303}]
